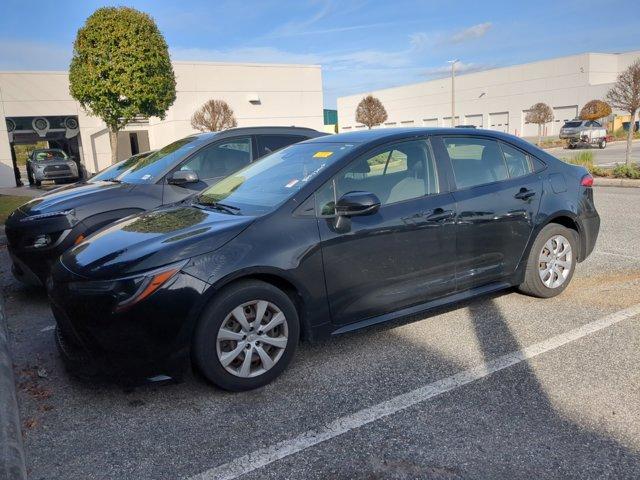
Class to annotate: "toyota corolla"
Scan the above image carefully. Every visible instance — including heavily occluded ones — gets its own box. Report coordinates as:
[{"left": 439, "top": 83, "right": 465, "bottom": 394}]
[{"left": 47, "top": 128, "right": 600, "bottom": 391}]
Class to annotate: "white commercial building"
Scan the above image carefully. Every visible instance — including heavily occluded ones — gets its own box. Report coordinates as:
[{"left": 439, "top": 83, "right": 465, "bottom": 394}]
[
  {"left": 0, "top": 61, "right": 324, "bottom": 187},
  {"left": 338, "top": 50, "right": 640, "bottom": 137}
]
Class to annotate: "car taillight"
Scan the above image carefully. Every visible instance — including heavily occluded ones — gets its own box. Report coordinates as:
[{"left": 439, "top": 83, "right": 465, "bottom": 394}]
[{"left": 580, "top": 174, "right": 594, "bottom": 187}]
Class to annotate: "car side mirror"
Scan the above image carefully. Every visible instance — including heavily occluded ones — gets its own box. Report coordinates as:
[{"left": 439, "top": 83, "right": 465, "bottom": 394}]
[
  {"left": 335, "top": 191, "right": 381, "bottom": 217},
  {"left": 168, "top": 170, "right": 199, "bottom": 186}
]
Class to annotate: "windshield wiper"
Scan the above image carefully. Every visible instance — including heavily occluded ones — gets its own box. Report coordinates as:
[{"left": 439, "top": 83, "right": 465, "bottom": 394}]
[
  {"left": 103, "top": 178, "right": 123, "bottom": 183},
  {"left": 194, "top": 200, "right": 241, "bottom": 215}
]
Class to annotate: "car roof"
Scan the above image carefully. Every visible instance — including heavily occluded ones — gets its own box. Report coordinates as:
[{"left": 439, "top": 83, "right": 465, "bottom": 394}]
[
  {"left": 193, "top": 126, "right": 326, "bottom": 142},
  {"left": 302, "top": 127, "right": 523, "bottom": 145}
]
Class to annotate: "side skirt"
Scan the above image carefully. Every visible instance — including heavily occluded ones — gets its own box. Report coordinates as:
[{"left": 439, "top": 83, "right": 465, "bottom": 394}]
[{"left": 330, "top": 281, "right": 513, "bottom": 336}]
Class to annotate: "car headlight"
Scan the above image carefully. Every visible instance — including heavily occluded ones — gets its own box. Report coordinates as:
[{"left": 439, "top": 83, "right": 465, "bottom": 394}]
[
  {"left": 21, "top": 209, "right": 74, "bottom": 222},
  {"left": 67, "top": 260, "right": 187, "bottom": 312}
]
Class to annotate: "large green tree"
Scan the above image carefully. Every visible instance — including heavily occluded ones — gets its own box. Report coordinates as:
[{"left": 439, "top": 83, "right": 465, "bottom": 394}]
[{"left": 69, "top": 7, "right": 176, "bottom": 163}]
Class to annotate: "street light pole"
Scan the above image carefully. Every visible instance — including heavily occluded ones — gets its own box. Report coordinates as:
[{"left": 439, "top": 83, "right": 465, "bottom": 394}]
[{"left": 448, "top": 59, "right": 459, "bottom": 127}]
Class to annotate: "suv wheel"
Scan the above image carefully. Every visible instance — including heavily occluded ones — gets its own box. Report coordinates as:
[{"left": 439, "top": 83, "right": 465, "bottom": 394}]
[
  {"left": 193, "top": 280, "right": 299, "bottom": 391},
  {"left": 599, "top": 139, "right": 607, "bottom": 149},
  {"left": 518, "top": 223, "right": 577, "bottom": 298}
]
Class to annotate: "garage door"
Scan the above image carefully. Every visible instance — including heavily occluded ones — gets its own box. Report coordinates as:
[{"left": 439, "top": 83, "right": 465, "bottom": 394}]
[
  {"left": 489, "top": 112, "right": 509, "bottom": 132},
  {"left": 465, "top": 114, "right": 483, "bottom": 128},
  {"left": 422, "top": 118, "right": 438, "bottom": 128},
  {"left": 552, "top": 105, "right": 578, "bottom": 134},
  {"left": 521, "top": 110, "right": 539, "bottom": 138}
]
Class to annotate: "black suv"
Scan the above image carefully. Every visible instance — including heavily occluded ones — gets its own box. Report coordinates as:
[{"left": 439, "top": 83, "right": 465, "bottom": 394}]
[{"left": 6, "top": 127, "right": 325, "bottom": 284}]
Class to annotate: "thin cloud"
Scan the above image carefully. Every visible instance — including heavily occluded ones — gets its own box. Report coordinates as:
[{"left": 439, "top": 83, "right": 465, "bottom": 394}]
[
  {"left": 450, "top": 22, "right": 492, "bottom": 44},
  {"left": 422, "top": 61, "right": 493, "bottom": 78}
]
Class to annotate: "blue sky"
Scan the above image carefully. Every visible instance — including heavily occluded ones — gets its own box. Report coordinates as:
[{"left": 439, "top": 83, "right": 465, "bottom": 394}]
[{"left": 1, "top": 0, "right": 639, "bottom": 107}]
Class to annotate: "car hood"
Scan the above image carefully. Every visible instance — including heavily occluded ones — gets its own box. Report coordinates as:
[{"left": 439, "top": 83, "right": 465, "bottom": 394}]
[
  {"left": 19, "top": 181, "right": 135, "bottom": 215},
  {"left": 60, "top": 205, "right": 254, "bottom": 279}
]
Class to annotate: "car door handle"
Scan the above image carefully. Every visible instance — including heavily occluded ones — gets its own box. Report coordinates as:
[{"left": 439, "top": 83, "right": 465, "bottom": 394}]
[
  {"left": 425, "top": 208, "right": 455, "bottom": 222},
  {"left": 514, "top": 188, "right": 536, "bottom": 200}
]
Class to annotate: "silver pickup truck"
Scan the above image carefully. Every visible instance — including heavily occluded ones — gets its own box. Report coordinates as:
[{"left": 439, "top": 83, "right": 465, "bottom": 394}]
[{"left": 559, "top": 119, "right": 607, "bottom": 149}]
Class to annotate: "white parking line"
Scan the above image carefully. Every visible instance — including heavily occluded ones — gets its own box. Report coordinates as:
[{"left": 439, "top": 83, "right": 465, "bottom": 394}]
[
  {"left": 188, "top": 303, "right": 640, "bottom": 480},
  {"left": 595, "top": 250, "right": 640, "bottom": 261},
  {"left": 40, "top": 325, "right": 56, "bottom": 332}
]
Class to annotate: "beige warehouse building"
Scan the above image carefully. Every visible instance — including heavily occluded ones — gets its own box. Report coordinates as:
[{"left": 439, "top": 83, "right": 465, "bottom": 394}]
[
  {"left": 338, "top": 50, "right": 640, "bottom": 137},
  {"left": 0, "top": 61, "right": 324, "bottom": 187}
]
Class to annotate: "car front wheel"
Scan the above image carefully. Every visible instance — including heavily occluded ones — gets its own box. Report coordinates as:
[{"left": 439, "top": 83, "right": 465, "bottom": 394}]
[
  {"left": 193, "top": 280, "right": 299, "bottom": 391},
  {"left": 518, "top": 223, "right": 577, "bottom": 298},
  {"left": 599, "top": 139, "right": 606, "bottom": 149}
]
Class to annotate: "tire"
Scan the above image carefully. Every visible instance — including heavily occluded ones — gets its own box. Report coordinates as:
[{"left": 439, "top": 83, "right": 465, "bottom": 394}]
[
  {"left": 192, "top": 280, "right": 300, "bottom": 391},
  {"left": 599, "top": 139, "right": 606, "bottom": 149},
  {"left": 567, "top": 143, "right": 576, "bottom": 150},
  {"left": 518, "top": 223, "right": 578, "bottom": 298},
  {"left": 27, "top": 168, "right": 34, "bottom": 186}
]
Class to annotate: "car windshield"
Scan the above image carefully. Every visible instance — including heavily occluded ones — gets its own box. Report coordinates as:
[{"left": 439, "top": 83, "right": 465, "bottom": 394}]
[
  {"left": 563, "top": 121, "right": 583, "bottom": 128},
  {"left": 196, "top": 142, "right": 355, "bottom": 216},
  {"left": 93, "top": 136, "right": 204, "bottom": 184},
  {"left": 34, "top": 149, "right": 68, "bottom": 161},
  {"left": 90, "top": 151, "right": 155, "bottom": 183}
]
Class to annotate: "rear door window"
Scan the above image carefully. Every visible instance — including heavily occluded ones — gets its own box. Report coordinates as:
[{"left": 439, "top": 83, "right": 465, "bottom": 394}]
[{"left": 443, "top": 137, "right": 509, "bottom": 189}]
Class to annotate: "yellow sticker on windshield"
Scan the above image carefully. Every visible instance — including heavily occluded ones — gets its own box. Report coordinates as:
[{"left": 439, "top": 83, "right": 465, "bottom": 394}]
[{"left": 313, "top": 151, "right": 333, "bottom": 158}]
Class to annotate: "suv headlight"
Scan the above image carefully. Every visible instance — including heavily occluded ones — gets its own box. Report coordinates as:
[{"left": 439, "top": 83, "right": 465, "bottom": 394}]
[
  {"left": 21, "top": 209, "right": 74, "bottom": 222},
  {"left": 67, "top": 260, "right": 187, "bottom": 312}
]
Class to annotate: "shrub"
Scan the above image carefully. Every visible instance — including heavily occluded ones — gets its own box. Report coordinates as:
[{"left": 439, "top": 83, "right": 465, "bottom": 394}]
[
  {"left": 563, "top": 151, "right": 609, "bottom": 176},
  {"left": 612, "top": 163, "right": 640, "bottom": 179}
]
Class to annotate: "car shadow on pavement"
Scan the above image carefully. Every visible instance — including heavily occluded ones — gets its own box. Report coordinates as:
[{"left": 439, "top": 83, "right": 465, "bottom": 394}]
[{"left": 340, "top": 296, "right": 640, "bottom": 479}]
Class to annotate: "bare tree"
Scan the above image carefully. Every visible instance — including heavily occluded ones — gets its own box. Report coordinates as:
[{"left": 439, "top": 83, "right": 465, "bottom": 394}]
[
  {"left": 525, "top": 102, "right": 554, "bottom": 146},
  {"left": 606, "top": 60, "right": 640, "bottom": 166},
  {"left": 355, "top": 95, "right": 388, "bottom": 129},
  {"left": 191, "top": 99, "right": 237, "bottom": 132},
  {"left": 579, "top": 99, "right": 612, "bottom": 122}
]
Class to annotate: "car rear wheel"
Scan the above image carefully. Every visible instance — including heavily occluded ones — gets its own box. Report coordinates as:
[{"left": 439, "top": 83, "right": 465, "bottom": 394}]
[
  {"left": 518, "top": 223, "right": 577, "bottom": 298},
  {"left": 193, "top": 280, "right": 299, "bottom": 391}
]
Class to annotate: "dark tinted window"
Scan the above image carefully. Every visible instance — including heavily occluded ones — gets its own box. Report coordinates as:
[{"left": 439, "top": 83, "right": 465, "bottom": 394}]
[
  {"left": 500, "top": 143, "right": 533, "bottom": 178},
  {"left": 563, "top": 121, "right": 582, "bottom": 128},
  {"left": 257, "top": 135, "right": 307, "bottom": 157},
  {"left": 180, "top": 137, "right": 252, "bottom": 179},
  {"left": 316, "top": 139, "right": 438, "bottom": 216},
  {"left": 444, "top": 137, "right": 508, "bottom": 189}
]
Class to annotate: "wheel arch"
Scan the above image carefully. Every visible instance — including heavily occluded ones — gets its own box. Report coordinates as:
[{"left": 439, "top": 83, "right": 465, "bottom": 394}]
[{"left": 199, "top": 268, "right": 314, "bottom": 341}]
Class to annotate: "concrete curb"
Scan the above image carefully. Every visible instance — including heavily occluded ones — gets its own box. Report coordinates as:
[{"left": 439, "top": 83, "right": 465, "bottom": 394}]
[
  {"left": 0, "top": 292, "right": 27, "bottom": 480},
  {"left": 593, "top": 177, "right": 640, "bottom": 188}
]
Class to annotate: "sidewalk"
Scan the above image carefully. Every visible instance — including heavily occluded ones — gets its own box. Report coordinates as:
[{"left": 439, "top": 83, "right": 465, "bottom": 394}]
[{"left": 0, "top": 187, "right": 42, "bottom": 198}]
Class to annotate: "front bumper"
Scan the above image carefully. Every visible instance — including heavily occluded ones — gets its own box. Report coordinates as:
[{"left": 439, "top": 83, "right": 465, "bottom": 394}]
[
  {"left": 5, "top": 209, "right": 84, "bottom": 285},
  {"left": 48, "top": 264, "right": 208, "bottom": 382},
  {"left": 33, "top": 164, "right": 79, "bottom": 181}
]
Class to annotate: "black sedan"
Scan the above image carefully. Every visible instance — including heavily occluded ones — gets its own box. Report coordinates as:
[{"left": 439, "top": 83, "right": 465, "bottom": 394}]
[
  {"left": 6, "top": 127, "right": 324, "bottom": 285},
  {"left": 48, "top": 128, "right": 600, "bottom": 391}
]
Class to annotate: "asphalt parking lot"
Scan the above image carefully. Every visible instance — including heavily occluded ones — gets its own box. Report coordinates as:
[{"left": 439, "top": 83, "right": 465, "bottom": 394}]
[{"left": 2, "top": 186, "right": 640, "bottom": 480}]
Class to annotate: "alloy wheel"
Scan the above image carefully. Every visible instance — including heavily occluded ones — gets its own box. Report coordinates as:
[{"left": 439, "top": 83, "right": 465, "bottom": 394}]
[
  {"left": 216, "top": 300, "right": 289, "bottom": 378},
  {"left": 538, "top": 234, "right": 573, "bottom": 289}
]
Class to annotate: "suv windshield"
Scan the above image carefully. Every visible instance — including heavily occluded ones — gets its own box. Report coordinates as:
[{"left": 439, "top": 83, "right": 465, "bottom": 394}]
[
  {"left": 93, "top": 136, "right": 204, "bottom": 184},
  {"left": 33, "top": 149, "right": 68, "bottom": 161},
  {"left": 563, "top": 121, "right": 583, "bottom": 128},
  {"left": 196, "top": 142, "right": 355, "bottom": 216}
]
